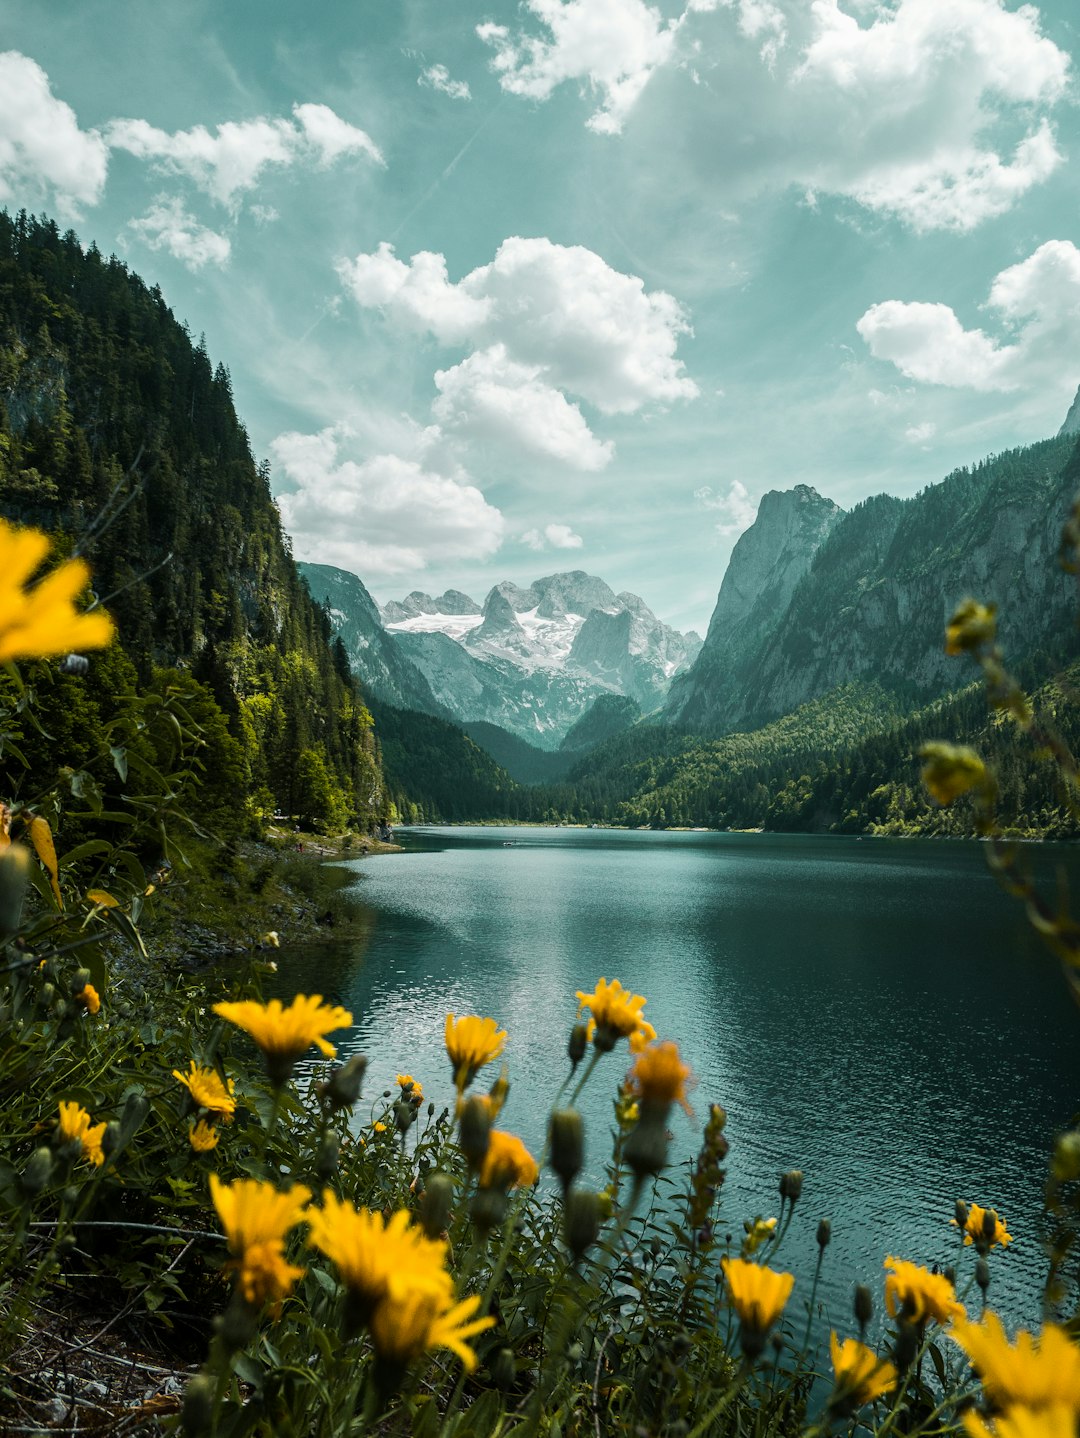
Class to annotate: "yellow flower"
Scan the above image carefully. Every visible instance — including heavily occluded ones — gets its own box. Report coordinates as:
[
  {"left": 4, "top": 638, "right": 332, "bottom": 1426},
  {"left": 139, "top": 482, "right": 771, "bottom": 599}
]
[
  {"left": 188, "top": 1119, "right": 220, "bottom": 1152},
  {"left": 0, "top": 519, "right": 115, "bottom": 663},
  {"left": 829, "top": 1332, "right": 898, "bottom": 1408},
  {"left": 950, "top": 1312, "right": 1080, "bottom": 1411},
  {"left": 75, "top": 982, "right": 101, "bottom": 1015},
  {"left": 741, "top": 1216, "right": 778, "bottom": 1257},
  {"left": 368, "top": 1287, "right": 494, "bottom": 1374},
  {"left": 307, "top": 1193, "right": 451, "bottom": 1315},
  {"left": 173, "top": 1062, "right": 237, "bottom": 1119},
  {"left": 629, "top": 1040, "right": 692, "bottom": 1113},
  {"left": 397, "top": 1073, "right": 418, "bottom": 1090},
  {"left": 576, "top": 978, "right": 655, "bottom": 1051},
  {"left": 209, "top": 1174, "right": 310, "bottom": 1307},
  {"left": 884, "top": 1256, "right": 965, "bottom": 1327},
  {"left": 478, "top": 1130, "right": 539, "bottom": 1191},
  {"left": 722, "top": 1257, "right": 794, "bottom": 1342},
  {"left": 946, "top": 598, "right": 997, "bottom": 656},
  {"left": 963, "top": 1407, "right": 1077, "bottom": 1438},
  {"left": 444, "top": 1013, "right": 507, "bottom": 1090},
  {"left": 213, "top": 994, "right": 352, "bottom": 1080},
  {"left": 56, "top": 1100, "right": 106, "bottom": 1167},
  {"left": 951, "top": 1203, "right": 1013, "bottom": 1251},
  {"left": 396, "top": 1074, "right": 424, "bottom": 1102},
  {"left": 920, "top": 743, "right": 990, "bottom": 807},
  {"left": 373, "top": 1121, "right": 387, "bottom": 1133}
]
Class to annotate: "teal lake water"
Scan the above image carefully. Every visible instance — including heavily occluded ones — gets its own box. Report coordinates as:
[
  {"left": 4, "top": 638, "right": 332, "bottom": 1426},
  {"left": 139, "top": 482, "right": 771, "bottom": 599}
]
[{"left": 272, "top": 826, "right": 1080, "bottom": 1338}]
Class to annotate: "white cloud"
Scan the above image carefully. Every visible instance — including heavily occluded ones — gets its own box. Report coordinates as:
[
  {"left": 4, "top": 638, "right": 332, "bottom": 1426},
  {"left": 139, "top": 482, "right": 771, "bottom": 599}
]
[
  {"left": 340, "top": 235, "right": 696, "bottom": 473},
  {"left": 476, "top": 0, "right": 682, "bottom": 135},
  {"left": 904, "top": 421, "right": 937, "bottom": 445},
  {"left": 271, "top": 426, "right": 505, "bottom": 577},
  {"left": 433, "top": 346, "right": 614, "bottom": 471},
  {"left": 0, "top": 52, "right": 108, "bottom": 219},
  {"left": 126, "top": 196, "right": 231, "bottom": 271},
  {"left": 522, "top": 522, "right": 585, "bottom": 550},
  {"left": 341, "top": 236, "right": 698, "bottom": 413},
  {"left": 478, "top": 0, "right": 1069, "bottom": 232},
  {"left": 105, "top": 103, "right": 382, "bottom": 210},
  {"left": 419, "top": 63, "right": 472, "bottom": 101},
  {"left": 857, "top": 241, "right": 1080, "bottom": 396},
  {"left": 694, "top": 479, "right": 758, "bottom": 536}
]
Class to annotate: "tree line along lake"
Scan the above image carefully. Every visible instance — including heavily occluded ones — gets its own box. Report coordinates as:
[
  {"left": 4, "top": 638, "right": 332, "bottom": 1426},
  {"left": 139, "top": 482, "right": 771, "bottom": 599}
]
[{"left": 271, "top": 826, "right": 1080, "bottom": 1340}]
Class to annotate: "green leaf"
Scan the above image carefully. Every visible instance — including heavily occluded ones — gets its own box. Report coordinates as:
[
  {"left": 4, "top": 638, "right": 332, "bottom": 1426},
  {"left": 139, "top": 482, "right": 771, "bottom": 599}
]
[{"left": 110, "top": 745, "right": 128, "bottom": 782}]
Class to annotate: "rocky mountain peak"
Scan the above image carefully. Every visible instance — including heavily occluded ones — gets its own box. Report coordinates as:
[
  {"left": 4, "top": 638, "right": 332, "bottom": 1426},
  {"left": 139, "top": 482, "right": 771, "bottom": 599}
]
[
  {"left": 438, "top": 589, "right": 481, "bottom": 615},
  {"left": 1060, "top": 383, "right": 1080, "bottom": 437},
  {"left": 469, "top": 585, "right": 527, "bottom": 647}
]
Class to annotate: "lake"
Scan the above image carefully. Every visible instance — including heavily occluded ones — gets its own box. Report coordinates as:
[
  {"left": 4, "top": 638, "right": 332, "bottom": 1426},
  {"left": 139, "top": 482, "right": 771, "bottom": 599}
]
[{"left": 271, "top": 825, "right": 1080, "bottom": 1340}]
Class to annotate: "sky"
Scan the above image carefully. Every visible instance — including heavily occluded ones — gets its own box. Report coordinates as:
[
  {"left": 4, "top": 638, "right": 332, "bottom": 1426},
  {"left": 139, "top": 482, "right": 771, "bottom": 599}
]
[{"left": 2, "top": 0, "right": 1079, "bottom": 634}]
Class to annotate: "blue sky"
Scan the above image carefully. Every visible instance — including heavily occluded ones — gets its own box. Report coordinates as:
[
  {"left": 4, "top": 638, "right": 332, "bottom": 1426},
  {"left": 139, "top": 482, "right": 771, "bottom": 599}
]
[{"left": 2, "top": 0, "right": 1079, "bottom": 632}]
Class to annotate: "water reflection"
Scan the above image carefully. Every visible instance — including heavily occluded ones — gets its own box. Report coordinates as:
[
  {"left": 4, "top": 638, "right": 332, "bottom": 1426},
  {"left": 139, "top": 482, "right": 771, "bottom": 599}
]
[{"left": 269, "top": 826, "right": 1080, "bottom": 1339}]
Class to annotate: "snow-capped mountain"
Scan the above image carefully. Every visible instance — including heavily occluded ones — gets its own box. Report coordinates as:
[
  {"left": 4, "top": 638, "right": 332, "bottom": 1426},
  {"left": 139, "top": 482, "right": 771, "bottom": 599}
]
[{"left": 300, "top": 563, "right": 699, "bottom": 750}]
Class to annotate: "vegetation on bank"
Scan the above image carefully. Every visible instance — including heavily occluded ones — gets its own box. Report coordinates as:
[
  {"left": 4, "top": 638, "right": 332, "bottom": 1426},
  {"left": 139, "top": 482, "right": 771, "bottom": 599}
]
[{"left": 1, "top": 499, "right": 1078, "bottom": 1438}]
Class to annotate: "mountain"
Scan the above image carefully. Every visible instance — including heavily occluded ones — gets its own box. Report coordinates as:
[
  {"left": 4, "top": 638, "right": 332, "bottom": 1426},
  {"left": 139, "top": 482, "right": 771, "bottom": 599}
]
[
  {"left": 460, "top": 722, "right": 578, "bottom": 784},
  {"left": 297, "top": 562, "right": 443, "bottom": 716},
  {"left": 0, "top": 212, "right": 386, "bottom": 833},
  {"left": 1060, "top": 385, "right": 1080, "bottom": 437},
  {"left": 666, "top": 438, "right": 1079, "bottom": 734},
  {"left": 560, "top": 694, "right": 641, "bottom": 752},
  {"left": 666, "top": 484, "right": 843, "bottom": 730},
  {"left": 379, "top": 568, "right": 699, "bottom": 745}
]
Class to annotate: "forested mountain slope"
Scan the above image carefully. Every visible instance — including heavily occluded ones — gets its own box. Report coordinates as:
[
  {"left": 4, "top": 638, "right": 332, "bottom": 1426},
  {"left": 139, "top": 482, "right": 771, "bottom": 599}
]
[
  {"left": 670, "top": 437, "right": 1079, "bottom": 733},
  {"left": 0, "top": 211, "right": 386, "bottom": 833}
]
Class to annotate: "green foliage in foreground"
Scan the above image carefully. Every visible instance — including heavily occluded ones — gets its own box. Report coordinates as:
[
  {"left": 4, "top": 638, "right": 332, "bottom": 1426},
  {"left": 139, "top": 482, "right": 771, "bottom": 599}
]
[{"left": 2, "top": 585, "right": 1080, "bottom": 1438}]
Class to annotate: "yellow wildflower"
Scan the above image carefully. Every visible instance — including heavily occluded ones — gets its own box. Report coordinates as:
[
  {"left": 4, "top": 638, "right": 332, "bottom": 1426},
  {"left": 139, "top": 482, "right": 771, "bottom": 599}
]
[
  {"left": 741, "top": 1216, "right": 778, "bottom": 1257},
  {"left": 368, "top": 1287, "right": 494, "bottom": 1374},
  {"left": 397, "top": 1073, "right": 418, "bottom": 1090},
  {"left": 829, "top": 1332, "right": 898, "bottom": 1409},
  {"left": 373, "top": 1120, "right": 387, "bottom": 1133},
  {"left": 213, "top": 994, "right": 352, "bottom": 1081},
  {"left": 950, "top": 1312, "right": 1080, "bottom": 1411},
  {"left": 963, "top": 1407, "right": 1077, "bottom": 1438},
  {"left": 188, "top": 1119, "right": 219, "bottom": 1152},
  {"left": 444, "top": 1013, "right": 507, "bottom": 1090},
  {"left": 56, "top": 1100, "right": 106, "bottom": 1167},
  {"left": 478, "top": 1130, "right": 539, "bottom": 1191},
  {"left": 576, "top": 977, "right": 655, "bottom": 1052},
  {"left": 307, "top": 1193, "right": 451, "bottom": 1320},
  {"left": 172, "top": 1062, "right": 237, "bottom": 1120},
  {"left": 946, "top": 598, "right": 997, "bottom": 656},
  {"left": 75, "top": 982, "right": 101, "bottom": 1015},
  {"left": 951, "top": 1202, "right": 1013, "bottom": 1251},
  {"left": 920, "top": 743, "right": 989, "bottom": 807},
  {"left": 0, "top": 519, "right": 114, "bottom": 663},
  {"left": 884, "top": 1256, "right": 965, "bottom": 1327},
  {"left": 209, "top": 1174, "right": 310, "bottom": 1307},
  {"left": 629, "top": 1040, "right": 692, "bottom": 1113},
  {"left": 721, "top": 1257, "right": 794, "bottom": 1355}
]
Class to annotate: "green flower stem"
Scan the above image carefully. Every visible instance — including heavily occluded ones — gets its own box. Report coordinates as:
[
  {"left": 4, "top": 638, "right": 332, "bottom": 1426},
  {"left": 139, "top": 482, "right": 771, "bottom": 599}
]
[
  {"left": 802, "top": 1245, "right": 825, "bottom": 1351},
  {"left": 685, "top": 1362, "right": 747, "bottom": 1438}
]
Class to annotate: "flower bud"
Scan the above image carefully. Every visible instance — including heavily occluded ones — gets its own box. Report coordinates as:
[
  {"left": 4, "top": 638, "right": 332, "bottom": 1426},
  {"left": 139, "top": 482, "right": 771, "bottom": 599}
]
[
  {"left": 323, "top": 1055, "right": 367, "bottom": 1111},
  {"left": 315, "top": 1132, "right": 340, "bottom": 1180},
  {"left": 393, "top": 1098, "right": 416, "bottom": 1135},
  {"left": 624, "top": 1099, "right": 670, "bottom": 1179},
  {"left": 70, "top": 968, "right": 92, "bottom": 995},
  {"left": 975, "top": 1258, "right": 991, "bottom": 1293},
  {"left": 816, "top": 1219, "right": 831, "bottom": 1250},
  {"left": 101, "top": 1121, "right": 122, "bottom": 1158},
  {"left": 549, "top": 1108, "right": 584, "bottom": 1189},
  {"left": 945, "top": 598, "right": 996, "bottom": 656},
  {"left": 39, "top": 982, "right": 55, "bottom": 1008},
  {"left": 20, "top": 1146, "right": 53, "bottom": 1195},
  {"left": 779, "top": 1170, "right": 803, "bottom": 1205},
  {"left": 954, "top": 1199, "right": 969, "bottom": 1230},
  {"left": 944, "top": 1266, "right": 957, "bottom": 1288},
  {"left": 215, "top": 1296, "right": 258, "bottom": 1350},
  {"left": 471, "top": 1184, "right": 507, "bottom": 1235},
  {"left": 1052, "top": 1131, "right": 1080, "bottom": 1182},
  {"left": 458, "top": 1096, "right": 492, "bottom": 1170},
  {"left": 421, "top": 1172, "right": 455, "bottom": 1238},
  {"left": 489, "top": 1347, "right": 516, "bottom": 1392},
  {"left": 568, "top": 1022, "right": 588, "bottom": 1068},
  {"left": 564, "top": 1187, "right": 603, "bottom": 1259},
  {"left": 0, "top": 844, "right": 30, "bottom": 937},
  {"left": 181, "top": 1373, "right": 216, "bottom": 1436},
  {"left": 853, "top": 1284, "right": 873, "bottom": 1330}
]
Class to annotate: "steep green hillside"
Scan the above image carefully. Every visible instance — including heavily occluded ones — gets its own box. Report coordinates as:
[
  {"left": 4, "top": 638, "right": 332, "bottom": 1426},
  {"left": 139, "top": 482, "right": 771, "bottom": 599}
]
[{"left": 0, "top": 211, "right": 386, "bottom": 834}]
